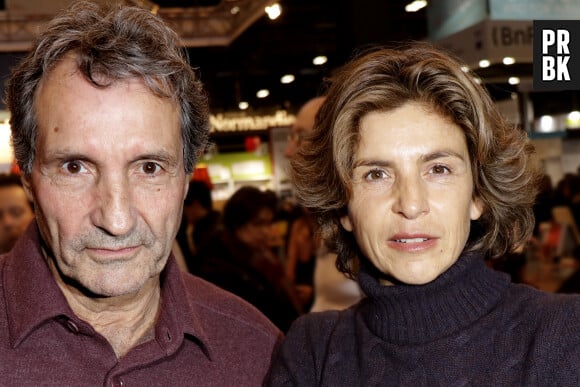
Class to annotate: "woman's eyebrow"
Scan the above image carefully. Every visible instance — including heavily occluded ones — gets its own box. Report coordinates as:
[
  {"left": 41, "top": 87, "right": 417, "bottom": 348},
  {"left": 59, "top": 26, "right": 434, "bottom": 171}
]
[
  {"left": 352, "top": 159, "right": 393, "bottom": 169},
  {"left": 421, "top": 150, "right": 467, "bottom": 163}
]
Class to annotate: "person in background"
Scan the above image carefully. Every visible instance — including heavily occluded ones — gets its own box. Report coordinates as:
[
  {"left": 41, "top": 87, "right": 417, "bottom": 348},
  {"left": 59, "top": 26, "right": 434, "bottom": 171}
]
[
  {"left": 0, "top": 173, "right": 34, "bottom": 253},
  {"left": 197, "top": 186, "right": 301, "bottom": 332},
  {"left": 285, "top": 96, "right": 363, "bottom": 312},
  {"left": 175, "top": 179, "right": 222, "bottom": 273},
  {"left": 0, "top": 1, "right": 281, "bottom": 385},
  {"left": 266, "top": 43, "right": 580, "bottom": 385}
]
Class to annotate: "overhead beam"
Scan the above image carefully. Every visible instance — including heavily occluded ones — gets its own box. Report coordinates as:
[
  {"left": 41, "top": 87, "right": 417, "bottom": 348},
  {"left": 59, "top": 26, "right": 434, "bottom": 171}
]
[{"left": 0, "top": 0, "right": 272, "bottom": 52}]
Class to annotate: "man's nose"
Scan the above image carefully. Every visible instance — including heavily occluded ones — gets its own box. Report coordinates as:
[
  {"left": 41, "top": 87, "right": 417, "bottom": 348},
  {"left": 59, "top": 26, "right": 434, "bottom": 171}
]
[
  {"left": 92, "top": 175, "right": 136, "bottom": 236},
  {"left": 284, "top": 140, "right": 299, "bottom": 158}
]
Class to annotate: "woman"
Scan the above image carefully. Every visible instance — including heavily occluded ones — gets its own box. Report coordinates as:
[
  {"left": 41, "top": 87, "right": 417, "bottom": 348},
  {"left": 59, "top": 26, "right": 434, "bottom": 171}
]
[
  {"left": 265, "top": 43, "right": 580, "bottom": 385},
  {"left": 196, "top": 186, "right": 301, "bottom": 332}
]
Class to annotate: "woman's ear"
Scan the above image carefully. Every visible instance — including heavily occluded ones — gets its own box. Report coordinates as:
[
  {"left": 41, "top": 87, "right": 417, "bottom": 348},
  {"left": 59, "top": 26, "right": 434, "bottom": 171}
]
[
  {"left": 340, "top": 213, "right": 353, "bottom": 232},
  {"left": 470, "top": 196, "right": 484, "bottom": 221}
]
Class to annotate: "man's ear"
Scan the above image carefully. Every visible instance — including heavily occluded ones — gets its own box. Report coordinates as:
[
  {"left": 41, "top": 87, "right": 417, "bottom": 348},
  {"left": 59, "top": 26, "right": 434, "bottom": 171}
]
[
  {"left": 20, "top": 174, "right": 34, "bottom": 203},
  {"left": 183, "top": 178, "right": 190, "bottom": 199}
]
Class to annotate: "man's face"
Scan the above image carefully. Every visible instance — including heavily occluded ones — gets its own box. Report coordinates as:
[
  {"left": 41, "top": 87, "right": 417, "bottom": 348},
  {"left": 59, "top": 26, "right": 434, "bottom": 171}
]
[
  {"left": 284, "top": 97, "right": 324, "bottom": 158},
  {"left": 0, "top": 185, "right": 34, "bottom": 253},
  {"left": 23, "top": 55, "right": 188, "bottom": 297},
  {"left": 340, "top": 102, "right": 482, "bottom": 285}
]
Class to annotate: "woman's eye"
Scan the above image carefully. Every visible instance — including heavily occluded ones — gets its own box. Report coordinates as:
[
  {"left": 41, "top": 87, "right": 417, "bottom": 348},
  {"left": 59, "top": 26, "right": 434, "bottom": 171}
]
[
  {"left": 431, "top": 164, "right": 450, "bottom": 174},
  {"left": 63, "top": 160, "right": 85, "bottom": 174},
  {"left": 364, "top": 169, "right": 386, "bottom": 180},
  {"left": 142, "top": 162, "right": 161, "bottom": 175}
]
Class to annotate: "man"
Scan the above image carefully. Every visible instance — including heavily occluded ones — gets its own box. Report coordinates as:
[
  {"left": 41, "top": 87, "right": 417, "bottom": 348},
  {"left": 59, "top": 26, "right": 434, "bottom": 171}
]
[
  {"left": 0, "top": 1, "right": 281, "bottom": 385},
  {"left": 0, "top": 174, "right": 34, "bottom": 253},
  {"left": 284, "top": 96, "right": 326, "bottom": 158},
  {"left": 285, "top": 97, "right": 363, "bottom": 312}
]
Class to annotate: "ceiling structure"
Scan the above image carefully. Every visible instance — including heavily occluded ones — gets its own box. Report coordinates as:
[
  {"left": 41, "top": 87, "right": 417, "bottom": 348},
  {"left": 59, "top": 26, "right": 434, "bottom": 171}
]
[
  {"left": 0, "top": 0, "right": 574, "bottom": 150},
  {"left": 0, "top": 0, "right": 428, "bottom": 115},
  {"left": 0, "top": 0, "right": 555, "bottom": 117},
  {"left": 156, "top": 0, "right": 429, "bottom": 113}
]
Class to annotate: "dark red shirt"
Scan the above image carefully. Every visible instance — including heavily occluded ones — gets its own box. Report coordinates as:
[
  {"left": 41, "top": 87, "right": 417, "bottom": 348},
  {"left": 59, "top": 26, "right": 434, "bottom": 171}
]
[{"left": 0, "top": 223, "right": 282, "bottom": 386}]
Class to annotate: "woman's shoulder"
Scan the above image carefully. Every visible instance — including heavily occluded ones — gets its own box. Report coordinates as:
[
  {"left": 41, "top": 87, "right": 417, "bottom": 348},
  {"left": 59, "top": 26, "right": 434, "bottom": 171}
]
[
  {"left": 282, "top": 305, "right": 361, "bottom": 352},
  {"left": 504, "top": 284, "right": 580, "bottom": 383},
  {"left": 506, "top": 282, "right": 580, "bottom": 310},
  {"left": 265, "top": 307, "right": 361, "bottom": 386},
  {"left": 503, "top": 282, "right": 580, "bottom": 333}
]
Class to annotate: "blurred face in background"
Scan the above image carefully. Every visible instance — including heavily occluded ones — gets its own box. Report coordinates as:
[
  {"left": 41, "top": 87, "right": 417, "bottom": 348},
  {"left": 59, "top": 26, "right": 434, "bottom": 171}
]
[
  {"left": 0, "top": 185, "right": 34, "bottom": 253},
  {"left": 285, "top": 97, "right": 325, "bottom": 158},
  {"left": 236, "top": 207, "right": 275, "bottom": 250}
]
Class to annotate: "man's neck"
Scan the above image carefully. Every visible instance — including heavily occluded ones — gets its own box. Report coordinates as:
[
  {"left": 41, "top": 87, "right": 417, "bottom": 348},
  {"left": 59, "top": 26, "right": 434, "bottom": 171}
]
[{"left": 47, "top": 257, "right": 162, "bottom": 359}]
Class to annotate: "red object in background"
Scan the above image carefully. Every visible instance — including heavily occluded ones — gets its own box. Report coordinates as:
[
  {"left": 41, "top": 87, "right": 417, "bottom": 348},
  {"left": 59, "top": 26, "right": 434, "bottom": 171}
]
[
  {"left": 244, "top": 135, "right": 261, "bottom": 152},
  {"left": 9, "top": 159, "right": 21, "bottom": 175},
  {"left": 191, "top": 164, "right": 213, "bottom": 190}
]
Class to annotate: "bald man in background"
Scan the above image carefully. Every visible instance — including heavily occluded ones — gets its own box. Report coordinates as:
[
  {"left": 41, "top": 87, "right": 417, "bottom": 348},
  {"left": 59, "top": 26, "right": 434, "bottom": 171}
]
[
  {"left": 285, "top": 96, "right": 325, "bottom": 158},
  {"left": 285, "top": 97, "right": 363, "bottom": 312}
]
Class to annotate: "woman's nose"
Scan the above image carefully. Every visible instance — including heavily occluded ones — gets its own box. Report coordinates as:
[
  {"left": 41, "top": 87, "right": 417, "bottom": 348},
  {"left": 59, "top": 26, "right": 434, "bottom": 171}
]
[{"left": 391, "top": 174, "right": 429, "bottom": 219}]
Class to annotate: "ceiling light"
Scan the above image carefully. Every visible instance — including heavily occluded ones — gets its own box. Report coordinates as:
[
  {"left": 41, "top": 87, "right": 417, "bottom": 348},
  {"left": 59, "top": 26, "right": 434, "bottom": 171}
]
[
  {"left": 503, "top": 57, "right": 516, "bottom": 65},
  {"left": 478, "top": 59, "right": 490, "bottom": 68},
  {"left": 312, "top": 55, "right": 327, "bottom": 65},
  {"left": 238, "top": 101, "right": 249, "bottom": 110},
  {"left": 405, "top": 1, "right": 427, "bottom": 12},
  {"left": 256, "top": 89, "right": 270, "bottom": 98},
  {"left": 230, "top": 6, "right": 240, "bottom": 15},
  {"left": 280, "top": 74, "right": 295, "bottom": 84},
  {"left": 567, "top": 111, "right": 580, "bottom": 128},
  {"left": 265, "top": 3, "right": 281, "bottom": 20},
  {"left": 508, "top": 76, "right": 520, "bottom": 85},
  {"left": 568, "top": 111, "right": 580, "bottom": 120},
  {"left": 538, "top": 115, "right": 555, "bottom": 132}
]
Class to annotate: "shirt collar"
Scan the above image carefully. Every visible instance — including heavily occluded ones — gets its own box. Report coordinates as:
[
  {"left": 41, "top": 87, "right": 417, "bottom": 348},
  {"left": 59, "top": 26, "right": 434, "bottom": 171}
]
[
  {"left": 3, "top": 222, "right": 213, "bottom": 359},
  {"left": 155, "top": 252, "right": 213, "bottom": 359},
  {"left": 3, "top": 223, "right": 70, "bottom": 348}
]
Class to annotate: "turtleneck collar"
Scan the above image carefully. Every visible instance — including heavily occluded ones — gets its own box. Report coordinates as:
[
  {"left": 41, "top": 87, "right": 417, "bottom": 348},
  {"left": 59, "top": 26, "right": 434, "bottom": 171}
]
[{"left": 358, "top": 250, "right": 510, "bottom": 345}]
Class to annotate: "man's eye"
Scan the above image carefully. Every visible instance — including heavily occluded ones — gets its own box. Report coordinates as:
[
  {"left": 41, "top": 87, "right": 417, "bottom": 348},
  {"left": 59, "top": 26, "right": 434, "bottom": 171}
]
[
  {"left": 63, "top": 161, "right": 84, "bottom": 174},
  {"left": 142, "top": 162, "right": 160, "bottom": 174}
]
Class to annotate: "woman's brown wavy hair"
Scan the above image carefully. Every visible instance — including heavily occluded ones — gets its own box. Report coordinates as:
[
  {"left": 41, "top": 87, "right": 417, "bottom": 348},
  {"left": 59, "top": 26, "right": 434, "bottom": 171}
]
[{"left": 290, "top": 42, "right": 542, "bottom": 278}]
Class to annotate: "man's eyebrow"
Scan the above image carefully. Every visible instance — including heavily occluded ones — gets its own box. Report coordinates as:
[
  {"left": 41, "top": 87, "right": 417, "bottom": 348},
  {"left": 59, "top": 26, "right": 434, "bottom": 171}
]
[
  {"left": 130, "top": 151, "right": 181, "bottom": 167},
  {"left": 42, "top": 151, "right": 92, "bottom": 162},
  {"left": 42, "top": 150, "right": 180, "bottom": 166}
]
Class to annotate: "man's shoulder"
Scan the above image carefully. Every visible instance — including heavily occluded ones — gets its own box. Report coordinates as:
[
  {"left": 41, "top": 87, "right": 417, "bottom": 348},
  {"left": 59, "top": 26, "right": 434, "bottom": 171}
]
[{"left": 180, "top": 272, "right": 282, "bottom": 339}]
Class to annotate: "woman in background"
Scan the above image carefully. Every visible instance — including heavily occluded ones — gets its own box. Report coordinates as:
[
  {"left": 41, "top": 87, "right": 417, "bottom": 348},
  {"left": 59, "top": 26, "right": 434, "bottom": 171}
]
[{"left": 196, "top": 186, "right": 301, "bottom": 332}]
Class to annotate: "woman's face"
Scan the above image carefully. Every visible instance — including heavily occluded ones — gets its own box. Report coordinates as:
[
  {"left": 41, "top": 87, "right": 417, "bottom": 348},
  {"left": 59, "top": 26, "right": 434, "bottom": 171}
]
[{"left": 340, "top": 102, "right": 483, "bottom": 285}]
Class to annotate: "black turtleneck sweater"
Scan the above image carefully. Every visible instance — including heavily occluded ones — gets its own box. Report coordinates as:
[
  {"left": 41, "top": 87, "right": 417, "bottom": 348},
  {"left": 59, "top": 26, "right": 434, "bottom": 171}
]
[{"left": 265, "top": 251, "right": 580, "bottom": 386}]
